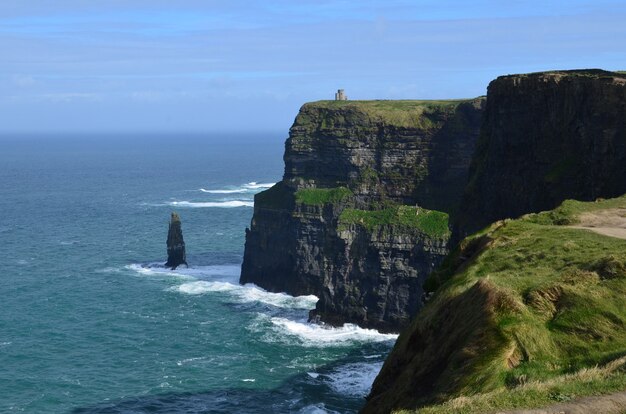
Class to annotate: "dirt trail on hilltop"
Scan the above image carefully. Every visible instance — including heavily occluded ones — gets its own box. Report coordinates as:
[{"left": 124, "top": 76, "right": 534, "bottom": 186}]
[{"left": 569, "top": 208, "right": 626, "bottom": 240}]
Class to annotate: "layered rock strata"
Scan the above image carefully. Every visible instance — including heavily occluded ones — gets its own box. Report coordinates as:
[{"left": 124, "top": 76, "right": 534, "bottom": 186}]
[
  {"left": 456, "top": 69, "right": 626, "bottom": 237},
  {"left": 241, "top": 99, "right": 485, "bottom": 331}
]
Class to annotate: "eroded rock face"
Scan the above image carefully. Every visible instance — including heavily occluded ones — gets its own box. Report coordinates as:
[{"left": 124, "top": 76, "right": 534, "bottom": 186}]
[
  {"left": 283, "top": 98, "right": 485, "bottom": 211},
  {"left": 165, "top": 212, "right": 187, "bottom": 270},
  {"left": 240, "top": 99, "right": 484, "bottom": 331},
  {"left": 456, "top": 69, "right": 626, "bottom": 237}
]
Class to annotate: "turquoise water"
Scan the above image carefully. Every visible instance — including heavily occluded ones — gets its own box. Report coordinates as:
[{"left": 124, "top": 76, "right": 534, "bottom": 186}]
[{"left": 0, "top": 135, "right": 396, "bottom": 413}]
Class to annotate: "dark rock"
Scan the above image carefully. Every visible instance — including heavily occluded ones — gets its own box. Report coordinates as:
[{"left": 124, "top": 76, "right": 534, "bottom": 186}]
[
  {"left": 455, "top": 69, "right": 626, "bottom": 238},
  {"left": 165, "top": 212, "right": 187, "bottom": 270},
  {"left": 240, "top": 99, "right": 484, "bottom": 332}
]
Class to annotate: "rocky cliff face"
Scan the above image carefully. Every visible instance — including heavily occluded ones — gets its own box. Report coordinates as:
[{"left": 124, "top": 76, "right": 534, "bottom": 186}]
[
  {"left": 241, "top": 99, "right": 484, "bottom": 331},
  {"left": 456, "top": 69, "right": 626, "bottom": 237},
  {"left": 165, "top": 212, "right": 187, "bottom": 269},
  {"left": 283, "top": 99, "right": 485, "bottom": 212},
  {"left": 363, "top": 195, "right": 626, "bottom": 413},
  {"left": 364, "top": 69, "right": 626, "bottom": 413}
]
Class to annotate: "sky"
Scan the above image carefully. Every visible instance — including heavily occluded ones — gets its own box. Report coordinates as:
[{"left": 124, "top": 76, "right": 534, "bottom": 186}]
[{"left": 1, "top": 0, "right": 626, "bottom": 134}]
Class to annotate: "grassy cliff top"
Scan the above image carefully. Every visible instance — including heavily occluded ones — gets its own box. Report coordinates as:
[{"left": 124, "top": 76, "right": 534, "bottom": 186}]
[
  {"left": 367, "top": 195, "right": 626, "bottom": 414},
  {"left": 297, "top": 98, "right": 483, "bottom": 128},
  {"left": 496, "top": 68, "right": 626, "bottom": 80},
  {"left": 339, "top": 206, "right": 450, "bottom": 239}
]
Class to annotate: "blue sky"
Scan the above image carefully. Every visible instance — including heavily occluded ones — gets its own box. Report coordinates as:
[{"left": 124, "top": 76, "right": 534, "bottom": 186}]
[{"left": 1, "top": 1, "right": 625, "bottom": 134}]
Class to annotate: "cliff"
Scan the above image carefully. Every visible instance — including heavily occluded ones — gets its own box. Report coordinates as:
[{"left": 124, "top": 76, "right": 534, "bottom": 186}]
[
  {"left": 240, "top": 99, "right": 485, "bottom": 331},
  {"left": 456, "top": 69, "right": 626, "bottom": 238},
  {"left": 363, "top": 195, "right": 626, "bottom": 413}
]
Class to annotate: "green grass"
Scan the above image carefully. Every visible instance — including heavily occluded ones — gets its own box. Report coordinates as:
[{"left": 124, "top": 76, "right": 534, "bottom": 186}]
[
  {"left": 398, "top": 356, "right": 626, "bottom": 414},
  {"left": 369, "top": 195, "right": 626, "bottom": 413},
  {"left": 525, "top": 196, "right": 626, "bottom": 226},
  {"left": 339, "top": 205, "right": 450, "bottom": 238},
  {"left": 302, "top": 99, "right": 478, "bottom": 128},
  {"left": 502, "top": 69, "right": 626, "bottom": 79},
  {"left": 294, "top": 186, "right": 353, "bottom": 206}
]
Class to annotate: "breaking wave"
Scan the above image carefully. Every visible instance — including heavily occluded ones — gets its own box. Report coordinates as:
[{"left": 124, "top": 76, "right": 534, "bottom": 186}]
[
  {"left": 252, "top": 315, "right": 398, "bottom": 347},
  {"left": 125, "top": 263, "right": 241, "bottom": 281},
  {"left": 323, "top": 361, "right": 384, "bottom": 397},
  {"left": 175, "top": 280, "right": 319, "bottom": 310},
  {"left": 167, "top": 200, "right": 254, "bottom": 208},
  {"left": 199, "top": 181, "right": 275, "bottom": 194}
]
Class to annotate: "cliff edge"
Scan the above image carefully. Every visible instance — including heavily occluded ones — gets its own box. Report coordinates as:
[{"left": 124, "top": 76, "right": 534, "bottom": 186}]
[
  {"left": 364, "top": 196, "right": 626, "bottom": 414},
  {"left": 240, "top": 98, "right": 485, "bottom": 332},
  {"left": 456, "top": 69, "right": 626, "bottom": 238}
]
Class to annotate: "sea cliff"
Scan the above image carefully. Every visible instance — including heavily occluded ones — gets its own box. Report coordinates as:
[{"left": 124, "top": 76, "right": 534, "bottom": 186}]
[
  {"left": 364, "top": 69, "right": 626, "bottom": 413},
  {"left": 240, "top": 69, "right": 626, "bottom": 414},
  {"left": 240, "top": 99, "right": 485, "bottom": 331},
  {"left": 456, "top": 69, "right": 626, "bottom": 238}
]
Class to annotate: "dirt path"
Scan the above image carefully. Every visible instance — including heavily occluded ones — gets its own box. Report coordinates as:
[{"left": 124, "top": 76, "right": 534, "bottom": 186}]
[
  {"left": 568, "top": 208, "right": 626, "bottom": 240},
  {"left": 498, "top": 391, "right": 626, "bottom": 413}
]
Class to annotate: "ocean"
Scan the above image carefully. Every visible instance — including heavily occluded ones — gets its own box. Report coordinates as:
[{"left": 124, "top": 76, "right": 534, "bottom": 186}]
[{"left": 0, "top": 134, "right": 397, "bottom": 413}]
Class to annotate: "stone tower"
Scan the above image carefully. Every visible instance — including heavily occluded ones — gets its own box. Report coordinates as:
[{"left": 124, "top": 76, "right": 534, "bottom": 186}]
[{"left": 335, "top": 89, "right": 347, "bottom": 101}]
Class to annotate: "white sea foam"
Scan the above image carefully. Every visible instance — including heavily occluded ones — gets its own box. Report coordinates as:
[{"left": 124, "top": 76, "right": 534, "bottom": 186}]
[
  {"left": 324, "top": 361, "right": 384, "bottom": 397},
  {"left": 244, "top": 181, "right": 275, "bottom": 189},
  {"left": 175, "top": 281, "right": 318, "bottom": 309},
  {"left": 199, "top": 181, "right": 276, "bottom": 194},
  {"left": 126, "top": 264, "right": 241, "bottom": 281},
  {"left": 200, "top": 188, "right": 246, "bottom": 194},
  {"left": 297, "top": 404, "right": 341, "bottom": 414},
  {"left": 167, "top": 200, "right": 254, "bottom": 208},
  {"left": 176, "top": 280, "right": 237, "bottom": 294},
  {"left": 237, "top": 285, "right": 318, "bottom": 309},
  {"left": 176, "top": 356, "right": 207, "bottom": 366},
  {"left": 263, "top": 317, "right": 398, "bottom": 347}
]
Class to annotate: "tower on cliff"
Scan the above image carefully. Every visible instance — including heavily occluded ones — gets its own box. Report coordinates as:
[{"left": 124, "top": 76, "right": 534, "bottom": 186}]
[{"left": 335, "top": 89, "right": 348, "bottom": 100}]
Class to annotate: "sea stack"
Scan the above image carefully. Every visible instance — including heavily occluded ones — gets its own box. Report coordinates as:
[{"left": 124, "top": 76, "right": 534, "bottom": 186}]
[{"left": 165, "top": 212, "right": 187, "bottom": 269}]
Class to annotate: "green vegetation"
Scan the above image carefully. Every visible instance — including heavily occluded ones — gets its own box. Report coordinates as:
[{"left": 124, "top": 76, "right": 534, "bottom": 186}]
[
  {"left": 526, "top": 196, "right": 626, "bottom": 226},
  {"left": 375, "top": 195, "right": 626, "bottom": 413},
  {"left": 508, "top": 69, "right": 626, "bottom": 79},
  {"left": 399, "top": 356, "right": 626, "bottom": 413},
  {"left": 339, "top": 205, "right": 450, "bottom": 238},
  {"left": 294, "top": 186, "right": 353, "bottom": 206},
  {"left": 303, "top": 99, "right": 474, "bottom": 128}
]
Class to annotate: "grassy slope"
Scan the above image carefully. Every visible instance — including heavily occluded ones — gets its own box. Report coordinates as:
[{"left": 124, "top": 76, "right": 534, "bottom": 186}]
[
  {"left": 366, "top": 195, "right": 626, "bottom": 414},
  {"left": 301, "top": 99, "right": 476, "bottom": 128}
]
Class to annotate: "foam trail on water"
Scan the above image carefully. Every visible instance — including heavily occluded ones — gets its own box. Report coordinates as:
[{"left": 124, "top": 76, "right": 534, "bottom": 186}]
[
  {"left": 256, "top": 316, "right": 398, "bottom": 347},
  {"left": 199, "top": 188, "right": 246, "bottom": 194},
  {"left": 323, "top": 361, "right": 384, "bottom": 397},
  {"left": 297, "top": 404, "right": 341, "bottom": 414},
  {"left": 168, "top": 200, "right": 254, "bottom": 208},
  {"left": 126, "top": 264, "right": 241, "bottom": 281},
  {"left": 243, "top": 181, "right": 275, "bottom": 189},
  {"left": 198, "top": 181, "right": 276, "bottom": 194},
  {"left": 176, "top": 281, "right": 319, "bottom": 310}
]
